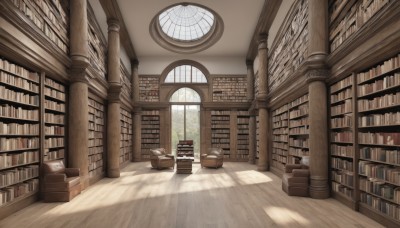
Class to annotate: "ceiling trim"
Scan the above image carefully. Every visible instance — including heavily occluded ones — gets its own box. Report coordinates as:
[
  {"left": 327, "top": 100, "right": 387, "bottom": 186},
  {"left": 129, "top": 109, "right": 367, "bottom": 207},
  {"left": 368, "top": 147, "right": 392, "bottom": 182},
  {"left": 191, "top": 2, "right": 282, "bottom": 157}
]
[
  {"left": 246, "top": 0, "right": 282, "bottom": 61},
  {"left": 99, "top": 0, "right": 137, "bottom": 61}
]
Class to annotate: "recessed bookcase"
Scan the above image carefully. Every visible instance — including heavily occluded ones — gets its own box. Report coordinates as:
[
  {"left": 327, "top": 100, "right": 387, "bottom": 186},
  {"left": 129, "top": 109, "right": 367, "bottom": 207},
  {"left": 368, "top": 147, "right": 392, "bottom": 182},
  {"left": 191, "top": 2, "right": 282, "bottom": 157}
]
[
  {"left": 211, "top": 110, "right": 231, "bottom": 159},
  {"left": 141, "top": 110, "right": 160, "bottom": 160},
  {"left": 272, "top": 104, "right": 289, "bottom": 172},
  {"left": 0, "top": 58, "right": 40, "bottom": 211},
  {"left": 288, "top": 94, "right": 309, "bottom": 164},
  {"left": 177, "top": 140, "right": 194, "bottom": 157},
  {"left": 236, "top": 111, "right": 250, "bottom": 161},
  {"left": 120, "top": 108, "right": 132, "bottom": 165},
  {"left": 329, "top": 0, "right": 390, "bottom": 53},
  {"left": 356, "top": 53, "right": 400, "bottom": 225},
  {"left": 9, "top": 0, "right": 69, "bottom": 54},
  {"left": 256, "top": 115, "right": 260, "bottom": 160},
  {"left": 329, "top": 74, "right": 355, "bottom": 205},
  {"left": 43, "top": 77, "right": 66, "bottom": 162},
  {"left": 88, "top": 96, "right": 105, "bottom": 181}
]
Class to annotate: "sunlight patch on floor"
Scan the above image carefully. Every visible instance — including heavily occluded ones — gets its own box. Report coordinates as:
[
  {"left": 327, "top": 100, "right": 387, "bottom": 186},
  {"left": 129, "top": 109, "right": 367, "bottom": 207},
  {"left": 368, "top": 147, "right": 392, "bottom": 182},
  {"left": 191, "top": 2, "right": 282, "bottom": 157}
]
[
  {"left": 264, "top": 206, "right": 310, "bottom": 226},
  {"left": 234, "top": 170, "right": 273, "bottom": 185}
]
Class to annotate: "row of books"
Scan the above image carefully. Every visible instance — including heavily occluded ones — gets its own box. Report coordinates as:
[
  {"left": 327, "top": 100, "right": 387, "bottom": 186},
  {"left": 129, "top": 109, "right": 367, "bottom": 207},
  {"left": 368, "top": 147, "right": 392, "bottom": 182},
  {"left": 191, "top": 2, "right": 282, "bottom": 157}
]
[
  {"left": 141, "top": 110, "right": 159, "bottom": 116},
  {"left": 273, "top": 120, "right": 288, "bottom": 128},
  {"left": 359, "top": 112, "right": 400, "bottom": 127},
  {"left": 88, "top": 99, "right": 104, "bottom": 111},
  {"left": 0, "top": 137, "right": 39, "bottom": 151},
  {"left": 44, "top": 87, "right": 65, "bottom": 101},
  {"left": 88, "top": 146, "right": 103, "bottom": 156},
  {"left": 88, "top": 108, "right": 104, "bottom": 118},
  {"left": 89, "top": 153, "right": 103, "bottom": 163},
  {"left": 142, "top": 138, "right": 160, "bottom": 144},
  {"left": 289, "top": 138, "right": 309, "bottom": 148},
  {"left": 331, "top": 88, "right": 352, "bottom": 103},
  {"left": 273, "top": 128, "right": 288, "bottom": 135},
  {"left": 0, "top": 123, "right": 39, "bottom": 135},
  {"left": 358, "top": 91, "right": 400, "bottom": 112},
  {"left": 88, "top": 159, "right": 103, "bottom": 171},
  {"left": 289, "top": 147, "right": 309, "bottom": 157},
  {"left": 237, "top": 129, "right": 249, "bottom": 134},
  {"left": 272, "top": 154, "right": 287, "bottom": 163},
  {"left": 44, "top": 77, "right": 65, "bottom": 92},
  {"left": 331, "top": 100, "right": 352, "bottom": 116},
  {"left": 273, "top": 135, "right": 288, "bottom": 142},
  {"left": 332, "top": 170, "right": 354, "bottom": 186},
  {"left": 358, "top": 73, "right": 400, "bottom": 96},
  {"left": 0, "top": 179, "right": 39, "bottom": 206},
  {"left": 358, "top": 54, "right": 400, "bottom": 83},
  {"left": 0, "top": 85, "right": 39, "bottom": 106},
  {"left": 0, "top": 150, "right": 39, "bottom": 169},
  {"left": 332, "top": 181, "right": 353, "bottom": 198},
  {"left": 331, "top": 144, "right": 354, "bottom": 157},
  {"left": 88, "top": 123, "right": 103, "bottom": 132},
  {"left": 44, "top": 113, "right": 64, "bottom": 124},
  {"left": 360, "top": 177, "right": 398, "bottom": 202},
  {"left": 332, "top": 157, "right": 353, "bottom": 172},
  {"left": 121, "top": 117, "right": 132, "bottom": 125},
  {"left": 44, "top": 148, "right": 64, "bottom": 161},
  {"left": 289, "top": 126, "right": 309, "bottom": 135},
  {"left": 273, "top": 148, "right": 288, "bottom": 156},
  {"left": 88, "top": 138, "right": 102, "bottom": 147},
  {"left": 273, "top": 142, "right": 288, "bottom": 150},
  {"left": 273, "top": 105, "right": 288, "bottom": 115},
  {"left": 0, "top": 59, "right": 39, "bottom": 82},
  {"left": 330, "top": 75, "right": 353, "bottom": 93},
  {"left": 141, "top": 124, "right": 159, "bottom": 129},
  {"left": 331, "top": 131, "right": 353, "bottom": 143},
  {"left": 0, "top": 71, "right": 39, "bottom": 93},
  {"left": 44, "top": 126, "right": 64, "bottom": 135},
  {"left": 0, "top": 165, "right": 39, "bottom": 188},
  {"left": 331, "top": 115, "right": 352, "bottom": 128},
  {"left": 272, "top": 112, "right": 288, "bottom": 122},
  {"left": 360, "top": 192, "right": 400, "bottom": 220},
  {"left": 360, "top": 147, "right": 400, "bottom": 164},
  {"left": 237, "top": 118, "right": 249, "bottom": 124},
  {"left": 44, "top": 99, "right": 65, "bottom": 112},
  {"left": 289, "top": 94, "right": 308, "bottom": 108},
  {"left": 359, "top": 132, "right": 400, "bottom": 146},
  {"left": 289, "top": 105, "right": 308, "bottom": 119},
  {"left": 141, "top": 129, "right": 159, "bottom": 134},
  {"left": 142, "top": 116, "right": 159, "bottom": 121},
  {"left": 211, "top": 138, "right": 229, "bottom": 143},
  {"left": 0, "top": 104, "right": 39, "bottom": 121},
  {"left": 289, "top": 117, "right": 308, "bottom": 128},
  {"left": 237, "top": 134, "right": 248, "bottom": 140},
  {"left": 359, "top": 161, "right": 400, "bottom": 185},
  {"left": 44, "top": 137, "right": 64, "bottom": 149},
  {"left": 211, "top": 116, "right": 230, "bottom": 121}
]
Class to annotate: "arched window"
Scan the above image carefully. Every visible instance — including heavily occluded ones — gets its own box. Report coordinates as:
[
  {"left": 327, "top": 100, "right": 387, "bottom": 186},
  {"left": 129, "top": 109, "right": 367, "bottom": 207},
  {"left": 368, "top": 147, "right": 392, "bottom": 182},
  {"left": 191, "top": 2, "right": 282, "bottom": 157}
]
[
  {"left": 165, "top": 65, "right": 207, "bottom": 83},
  {"left": 170, "top": 87, "right": 201, "bottom": 102}
]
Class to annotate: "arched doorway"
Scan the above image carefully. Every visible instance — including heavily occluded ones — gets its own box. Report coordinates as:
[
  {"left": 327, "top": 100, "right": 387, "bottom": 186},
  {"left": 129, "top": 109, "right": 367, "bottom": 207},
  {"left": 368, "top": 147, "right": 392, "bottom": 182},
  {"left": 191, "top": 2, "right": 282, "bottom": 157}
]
[{"left": 170, "top": 87, "right": 201, "bottom": 160}]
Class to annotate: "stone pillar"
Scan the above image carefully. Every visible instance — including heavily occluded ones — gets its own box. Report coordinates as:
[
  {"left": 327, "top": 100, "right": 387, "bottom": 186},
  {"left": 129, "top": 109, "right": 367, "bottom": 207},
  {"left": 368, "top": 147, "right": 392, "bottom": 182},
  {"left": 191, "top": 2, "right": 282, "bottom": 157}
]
[
  {"left": 246, "top": 60, "right": 254, "bottom": 101},
  {"left": 69, "top": 0, "right": 90, "bottom": 189},
  {"left": 131, "top": 60, "right": 141, "bottom": 162},
  {"left": 107, "top": 19, "right": 121, "bottom": 178},
  {"left": 307, "top": 0, "right": 330, "bottom": 199},
  {"left": 248, "top": 114, "right": 256, "bottom": 164},
  {"left": 256, "top": 34, "right": 269, "bottom": 171}
]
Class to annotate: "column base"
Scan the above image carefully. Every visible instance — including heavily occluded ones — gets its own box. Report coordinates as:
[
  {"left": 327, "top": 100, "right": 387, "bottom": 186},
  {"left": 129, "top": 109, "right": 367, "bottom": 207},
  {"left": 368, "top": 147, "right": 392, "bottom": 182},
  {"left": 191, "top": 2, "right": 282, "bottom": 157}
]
[
  {"left": 107, "top": 168, "right": 120, "bottom": 178},
  {"left": 309, "top": 176, "right": 330, "bottom": 199},
  {"left": 257, "top": 164, "right": 269, "bottom": 171}
]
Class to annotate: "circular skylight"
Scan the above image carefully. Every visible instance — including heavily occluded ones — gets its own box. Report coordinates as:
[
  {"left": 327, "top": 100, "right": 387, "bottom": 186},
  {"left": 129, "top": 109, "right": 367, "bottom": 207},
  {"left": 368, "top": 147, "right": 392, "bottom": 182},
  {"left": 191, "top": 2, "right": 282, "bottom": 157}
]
[{"left": 159, "top": 4, "right": 214, "bottom": 41}]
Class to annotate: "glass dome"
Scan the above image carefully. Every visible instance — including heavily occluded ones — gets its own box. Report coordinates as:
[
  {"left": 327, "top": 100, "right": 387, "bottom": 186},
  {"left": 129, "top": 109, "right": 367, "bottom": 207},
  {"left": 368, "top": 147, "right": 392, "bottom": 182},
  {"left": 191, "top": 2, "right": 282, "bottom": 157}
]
[{"left": 158, "top": 4, "right": 215, "bottom": 41}]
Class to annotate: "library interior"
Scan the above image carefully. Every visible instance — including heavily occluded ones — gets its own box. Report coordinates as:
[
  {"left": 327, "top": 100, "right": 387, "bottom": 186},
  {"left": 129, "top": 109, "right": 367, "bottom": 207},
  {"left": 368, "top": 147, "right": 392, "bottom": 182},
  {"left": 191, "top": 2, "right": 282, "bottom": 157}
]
[{"left": 0, "top": 0, "right": 400, "bottom": 227}]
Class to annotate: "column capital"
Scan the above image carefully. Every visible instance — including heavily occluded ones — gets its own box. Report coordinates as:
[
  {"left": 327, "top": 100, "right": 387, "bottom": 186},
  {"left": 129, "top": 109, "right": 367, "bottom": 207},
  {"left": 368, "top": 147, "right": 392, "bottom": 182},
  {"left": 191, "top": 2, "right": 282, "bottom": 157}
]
[
  {"left": 306, "top": 69, "right": 329, "bottom": 84},
  {"left": 107, "top": 18, "right": 120, "bottom": 32},
  {"left": 108, "top": 83, "right": 122, "bottom": 102},
  {"left": 258, "top": 33, "right": 268, "bottom": 50},
  {"left": 70, "top": 68, "right": 89, "bottom": 84}
]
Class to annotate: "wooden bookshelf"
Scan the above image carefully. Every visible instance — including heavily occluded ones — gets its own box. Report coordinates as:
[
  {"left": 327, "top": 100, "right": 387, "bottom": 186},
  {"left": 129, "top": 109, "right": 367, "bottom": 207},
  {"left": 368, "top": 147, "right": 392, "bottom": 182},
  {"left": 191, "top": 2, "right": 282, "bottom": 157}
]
[
  {"left": 329, "top": 75, "right": 356, "bottom": 205},
  {"left": 0, "top": 57, "right": 40, "bottom": 215},
  {"left": 141, "top": 110, "right": 160, "bottom": 160},
  {"left": 256, "top": 115, "right": 260, "bottom": 160},
  {"left": 356, "top": 53, "right": 400, "bottom": 225},
  {"left": 139, "top": 76, "right": 159, "bottom": 102},
  {"left": 43, "top": 77, "right": 66, "bottom": 162},
  {"left": 88, "top": 96, "right": 105, "bottom": 180},
  {"left": 120, "top": 108, "right": 132, "bottom": 165},
  {"left": 88, "top": 5, "right": 106, "bottom": 78},
  {"left": 212, "top": 77, "right": 247, "bottom": 102},
  {"left": 211, "top": 110, "right": 231, "bottom": 159},
  {"left": 329, "top": 0, "right": 390, "bottom": 53},
  {"left": 177, "top": 140, "right": 194, "bottom": 157},
  {"left": 9, "top": 0, "right": 69, "bottom": 54},
  {"left": 268, "top": 0, "right": 309, "bottom": 91},
  {"left": 236, "top": 111, "right": 250, "bottom": 161},
  {"left": 288, "top": 94, "right": 309, "bottom": 164},
  {"left": 272, "top": 104, "right": 289, "bottom": 172}
]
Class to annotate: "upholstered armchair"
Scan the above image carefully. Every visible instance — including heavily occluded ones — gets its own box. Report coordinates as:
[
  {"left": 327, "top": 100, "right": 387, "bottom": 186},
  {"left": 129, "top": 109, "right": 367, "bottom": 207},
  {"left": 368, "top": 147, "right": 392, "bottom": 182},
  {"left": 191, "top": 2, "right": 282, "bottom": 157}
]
[
  {"left": 282, "top": 156, "right": 310, "bottom": 197},
  {"left": 42, "top": 160, "right": 81, "bottom": 202},
  {"left": 150, "top": 148, "right": 175, "bottom": 169},
  {"left": 201, "top": 148, "right": 224, "bottom": 168}
]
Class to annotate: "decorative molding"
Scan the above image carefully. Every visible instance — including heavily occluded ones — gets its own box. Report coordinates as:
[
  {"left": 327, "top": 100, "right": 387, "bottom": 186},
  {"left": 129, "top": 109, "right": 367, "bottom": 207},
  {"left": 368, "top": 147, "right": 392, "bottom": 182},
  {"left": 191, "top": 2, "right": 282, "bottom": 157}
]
[
  {"left": 305, "top": 69, "right": 329, "bottom": 83},
  {"left": 108, "top": 84, "right": 122, "bottom": 102}
]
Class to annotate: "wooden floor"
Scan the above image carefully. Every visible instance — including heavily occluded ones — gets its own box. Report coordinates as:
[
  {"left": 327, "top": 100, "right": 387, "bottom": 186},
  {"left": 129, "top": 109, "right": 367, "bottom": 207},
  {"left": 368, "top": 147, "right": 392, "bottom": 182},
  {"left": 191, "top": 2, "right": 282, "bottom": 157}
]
[{"left": 0, "top": 162, "right": 382, "bottom": 228}]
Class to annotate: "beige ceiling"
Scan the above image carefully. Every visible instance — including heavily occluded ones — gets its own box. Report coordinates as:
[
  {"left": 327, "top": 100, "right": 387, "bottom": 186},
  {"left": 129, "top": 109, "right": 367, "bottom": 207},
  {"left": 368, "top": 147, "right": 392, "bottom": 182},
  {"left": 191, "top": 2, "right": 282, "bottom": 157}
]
[{"left": 116, "top": 0, "right": 265, "bottom": 58}]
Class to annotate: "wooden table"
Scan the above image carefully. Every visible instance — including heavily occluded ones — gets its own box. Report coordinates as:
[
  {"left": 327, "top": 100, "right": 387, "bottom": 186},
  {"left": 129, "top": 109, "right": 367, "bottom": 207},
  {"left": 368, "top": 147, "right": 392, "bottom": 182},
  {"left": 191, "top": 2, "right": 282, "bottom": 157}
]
[{"left": 176, "top": 157, "right": 194, "bottom": 174}]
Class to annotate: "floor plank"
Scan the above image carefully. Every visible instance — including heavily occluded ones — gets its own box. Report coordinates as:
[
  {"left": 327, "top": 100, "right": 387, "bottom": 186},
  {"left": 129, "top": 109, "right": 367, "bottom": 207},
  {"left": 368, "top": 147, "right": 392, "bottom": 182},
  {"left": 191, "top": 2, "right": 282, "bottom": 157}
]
[{"left": 0, "top": 162, "right": 383, "bottom": 228}]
